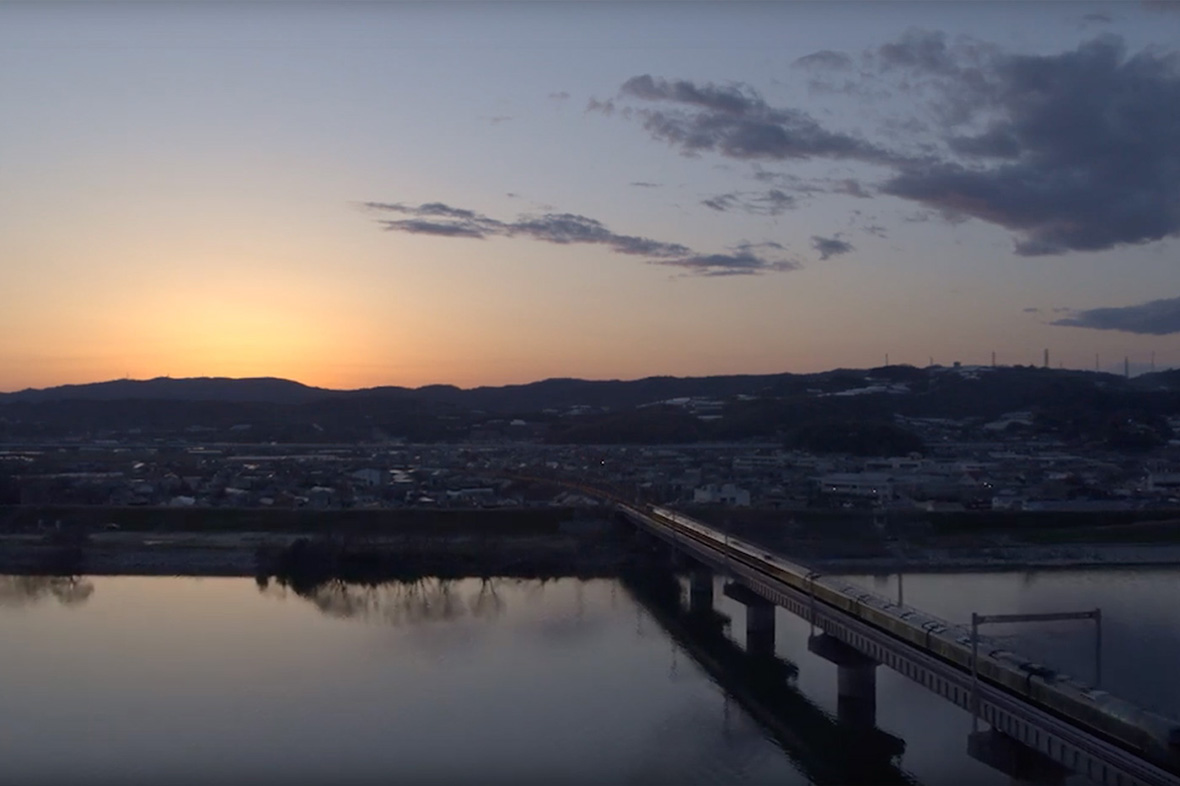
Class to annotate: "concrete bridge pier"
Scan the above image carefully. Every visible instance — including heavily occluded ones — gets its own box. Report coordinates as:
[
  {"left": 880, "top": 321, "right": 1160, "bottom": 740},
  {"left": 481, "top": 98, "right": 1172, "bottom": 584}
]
[
  {"left": 967, "top": 729, "right": 1069, "bottom": 786},
  {"left": 688, "top": 567, "right": 714, "bottom": 615},
  {"left": 723, "top": 582, "right": 777, "bottom": 660},
  {"left": 808, "top": 633, "right": 878, "bottom": 729}
]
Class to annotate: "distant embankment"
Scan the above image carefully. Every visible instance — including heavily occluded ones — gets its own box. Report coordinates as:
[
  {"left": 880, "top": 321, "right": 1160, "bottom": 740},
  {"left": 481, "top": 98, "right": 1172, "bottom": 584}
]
[
  {"left": 0, "top": 505, "right": 637, "bottom": 579},
  {"left": 0, "top": 504, "right": 583, "bottom": 535},
  {"left": 686, "top": 505, "right": 1180, "bottom": 541}
]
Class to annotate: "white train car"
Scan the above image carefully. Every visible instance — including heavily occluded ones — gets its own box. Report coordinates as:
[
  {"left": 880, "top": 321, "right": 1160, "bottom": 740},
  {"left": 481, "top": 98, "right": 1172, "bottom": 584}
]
[{"left": 641, "top": 505, "right": 1180, "bottom": 770}]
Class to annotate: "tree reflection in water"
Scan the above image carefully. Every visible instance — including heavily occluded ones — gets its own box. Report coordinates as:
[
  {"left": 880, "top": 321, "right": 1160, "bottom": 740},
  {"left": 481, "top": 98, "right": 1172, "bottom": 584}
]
[
  {"left": 0, "top": 575, "right": 95, "bottom": 607},
  {"left": 259, "top": 576, "right": 510, "bottom": 626}
]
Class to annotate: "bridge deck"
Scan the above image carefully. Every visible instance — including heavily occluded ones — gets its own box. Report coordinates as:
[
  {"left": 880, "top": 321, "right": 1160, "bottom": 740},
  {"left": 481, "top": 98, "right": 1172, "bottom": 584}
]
[{"left": 621, "top": 505, "right": 1180, "bottom": 786}]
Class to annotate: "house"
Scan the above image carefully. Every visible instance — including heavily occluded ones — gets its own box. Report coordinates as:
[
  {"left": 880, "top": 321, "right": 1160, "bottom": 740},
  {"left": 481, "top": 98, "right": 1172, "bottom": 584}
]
[{"left": 693, "top": 483, "right": 751, "bottom": 506}]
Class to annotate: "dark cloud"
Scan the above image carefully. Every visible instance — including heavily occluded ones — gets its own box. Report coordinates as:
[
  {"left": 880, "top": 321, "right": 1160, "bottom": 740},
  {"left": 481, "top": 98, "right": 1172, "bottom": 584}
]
[
  {"left": 881, "top": 35, "right": 1180, "bottom": 255},
  {"left": 548, "top": 91, "right": 571, "bottom": 100},
  {"left": 1023, "top": 307, "right": 1041, "bottom": 313},
  {"left": 361, "top": 201, "right": 505, "bottom": 239},
  {"left": 1083, "top": 12, "right": 1113, "bottom": 23},
  {"left": 378, "top": 219, "right": 493, "bottom": 239},
  {"left": 512, "top": 213, "right": 692, "bottom": 257},
  {"left": 629, "top": 181, "right": 661, "bottom": 188},
  {"left": 652, "top": 250, "right": 800, "bottom": 276},
  {"left": 792, "top": 50, "right": 853, "bottom": 70},
  {"left": 702, "top": 194, "right": 736, "bottom": 212},
  {"left": 608, "top": 34, "right": 1180, "bottom": 258},
  {"left": 1051, "top": 296, "right": 1180, "bottom": 334},
  {"left": 735, "top": 240, "right": 786, "bottom": 252},
  {"left": 362, "top": 201, "right": 797, "bottom": 276},
  {"left": 945, "top": 125, "right": 1022, "bottom": 158},
  {"left": 811, "top": 235, "right": 854, "bottom": 260},
  {"left": 700, "top": 189, "right": 796, "bottom": 216},
  {"left": 879, "top": 29, "right": 961, "bottom": 74},
  {"left": 616, "top": 74, "right": 897, "bottom": 165}
]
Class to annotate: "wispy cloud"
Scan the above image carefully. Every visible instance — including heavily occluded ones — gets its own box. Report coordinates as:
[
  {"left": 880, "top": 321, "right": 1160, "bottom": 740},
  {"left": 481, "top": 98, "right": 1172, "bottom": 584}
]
[
  {"left": 700, "top": 188, "right": 796, "bottom": 216},
  {"left": 361, "top": 201, "right": 799, "bottom": 276},
  {"left": 792, "top": 50, "right": 854, "bottom": 70},
  {"left": 610, "top": 74, "right": 899, "bottom": 165},
  {"left": 1052, "top": 296, "right": 1180, "bottom": 334}
]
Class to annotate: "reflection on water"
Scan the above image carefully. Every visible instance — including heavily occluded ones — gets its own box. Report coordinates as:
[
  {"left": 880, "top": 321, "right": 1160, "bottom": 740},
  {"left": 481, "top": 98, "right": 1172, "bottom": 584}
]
[
  {"left": 2, "top": 566, "right": 1173, "bottom": 785},
  {"left": 0, "top": 573, "right": 810, "bottom": 785},
  {"left": 0, "top": 574, "right": 94, "bottom": 607},
  {"left": 259, "top": 575, "right": 509, "bottom": 626}
]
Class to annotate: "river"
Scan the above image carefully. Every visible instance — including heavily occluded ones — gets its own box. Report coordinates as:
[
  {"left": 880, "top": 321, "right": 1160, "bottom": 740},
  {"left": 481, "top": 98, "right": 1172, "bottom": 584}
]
[{"left": 1, "top": 567, "right": 1175, "bottom": 785}]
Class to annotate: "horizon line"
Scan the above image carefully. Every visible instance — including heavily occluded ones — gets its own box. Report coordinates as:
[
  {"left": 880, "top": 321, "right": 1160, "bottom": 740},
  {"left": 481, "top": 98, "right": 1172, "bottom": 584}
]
[{"left": 1, "top": 361, "right": 1165, "bottom": 397}]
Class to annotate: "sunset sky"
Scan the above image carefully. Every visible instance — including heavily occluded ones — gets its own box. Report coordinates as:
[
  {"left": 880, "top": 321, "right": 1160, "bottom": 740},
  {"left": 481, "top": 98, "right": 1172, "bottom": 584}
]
[{"left": 3, "top": 2, "right": 1180, "bottom": 392}]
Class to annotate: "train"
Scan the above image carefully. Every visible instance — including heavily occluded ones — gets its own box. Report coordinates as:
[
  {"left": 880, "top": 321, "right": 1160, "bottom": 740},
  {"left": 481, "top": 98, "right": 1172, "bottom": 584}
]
[{"left": 631, "top": 503, "right": 1180, "bottom": 773}]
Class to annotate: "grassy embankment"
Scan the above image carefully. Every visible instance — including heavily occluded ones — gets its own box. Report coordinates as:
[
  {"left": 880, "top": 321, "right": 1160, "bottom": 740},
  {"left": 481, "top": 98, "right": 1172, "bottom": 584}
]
[
  {"left": 0, "top": 504, "right": 582, "bottom": 535},
  {"left": 685, "top": 506, "right": 1180, "bottom": 546}
]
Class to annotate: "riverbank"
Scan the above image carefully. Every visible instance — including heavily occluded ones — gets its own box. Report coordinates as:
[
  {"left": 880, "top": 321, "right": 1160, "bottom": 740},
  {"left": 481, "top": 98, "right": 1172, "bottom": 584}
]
[
  {"left": 0, "top": 513, "right": 635, "bottom": 578},
  {"left": 682, "top": 505, "right": 1180, "bottom": 573},
  {"left": 2, "top": 504, "right": 1179, "bottom": 578},
  {"left": 809, "top": 543, "right": 1180, "bottom": 574}
]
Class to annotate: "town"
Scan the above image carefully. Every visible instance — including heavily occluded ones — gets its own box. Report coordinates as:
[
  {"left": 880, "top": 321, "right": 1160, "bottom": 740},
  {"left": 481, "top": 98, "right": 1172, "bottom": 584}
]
[{"left": 5, "top": 407, "right": 1180, "bottom": 515}]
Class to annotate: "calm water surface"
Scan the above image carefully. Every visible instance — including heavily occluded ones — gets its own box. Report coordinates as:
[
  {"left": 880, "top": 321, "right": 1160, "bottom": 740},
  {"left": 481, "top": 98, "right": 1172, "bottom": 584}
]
[{"left": 1, "top": 567, "right": 1177, "bottom": 785}]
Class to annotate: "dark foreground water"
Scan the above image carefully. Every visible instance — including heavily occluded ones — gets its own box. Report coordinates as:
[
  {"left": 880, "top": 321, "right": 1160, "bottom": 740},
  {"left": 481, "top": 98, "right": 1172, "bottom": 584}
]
[{"left": 1, "top": 567, "right": 1177, "bottom": 785}]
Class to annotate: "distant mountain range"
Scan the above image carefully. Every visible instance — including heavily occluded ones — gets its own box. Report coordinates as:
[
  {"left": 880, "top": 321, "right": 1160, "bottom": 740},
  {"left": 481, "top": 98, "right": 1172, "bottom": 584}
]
[
  {"left": 2, "top": 366, "right": 1178, "bottom": 446},
  {"left": 0, "top": 371, "right": 838, "bottom": 408},
  {"left": 3, "top": 366, "right": 1178, "bottom": 407}
]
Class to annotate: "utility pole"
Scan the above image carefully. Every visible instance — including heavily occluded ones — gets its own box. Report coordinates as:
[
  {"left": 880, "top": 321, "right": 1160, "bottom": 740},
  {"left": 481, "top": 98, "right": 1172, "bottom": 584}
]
[
  {"left": 1125, "top": 356, "right": 1130, "bottom": 378},
  {"left": 1043, "top": 348, "right": 1049, "bottom": 368}
]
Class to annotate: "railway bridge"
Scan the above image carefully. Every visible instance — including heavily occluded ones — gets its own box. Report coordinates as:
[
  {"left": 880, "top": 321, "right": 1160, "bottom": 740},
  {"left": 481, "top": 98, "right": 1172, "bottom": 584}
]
[{"left": 616, "top": 503, "right": 1180, "bottom": 786}]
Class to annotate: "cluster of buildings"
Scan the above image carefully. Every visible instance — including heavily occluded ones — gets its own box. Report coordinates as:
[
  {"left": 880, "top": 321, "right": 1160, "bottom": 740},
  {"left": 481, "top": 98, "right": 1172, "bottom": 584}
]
[{"left": 4, "top": 418, "right": 1180, "bottom": 514}]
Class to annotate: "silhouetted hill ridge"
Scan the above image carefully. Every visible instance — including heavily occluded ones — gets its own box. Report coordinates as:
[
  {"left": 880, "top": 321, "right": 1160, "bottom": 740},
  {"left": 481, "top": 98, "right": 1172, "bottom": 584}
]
[
  {"left": 3, "top": 367, "right": 1179, "bottom": 446},
  {"left": 2, "top": 376, "right": 332, "bottom": 404}
]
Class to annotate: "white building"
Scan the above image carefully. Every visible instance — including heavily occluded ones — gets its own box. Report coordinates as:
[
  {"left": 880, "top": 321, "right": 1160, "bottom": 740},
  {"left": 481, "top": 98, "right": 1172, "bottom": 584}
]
[
  {"left": 350, "top": 468, "right": 385, "bottom": 487},
  {"left": 693, "top": 483, "right": 751, "bottom": 506}
]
